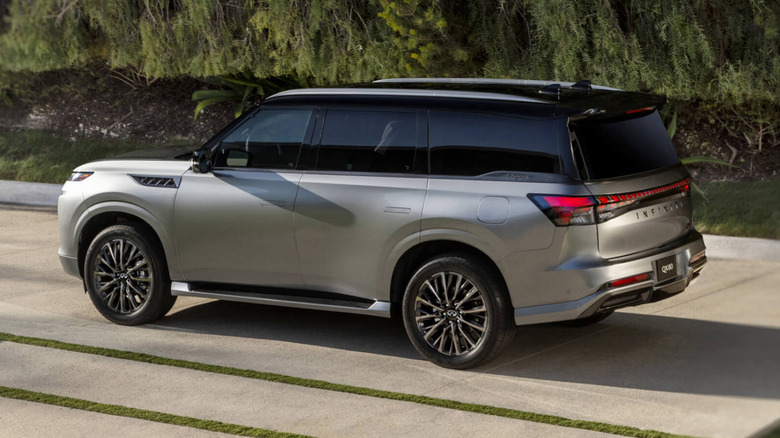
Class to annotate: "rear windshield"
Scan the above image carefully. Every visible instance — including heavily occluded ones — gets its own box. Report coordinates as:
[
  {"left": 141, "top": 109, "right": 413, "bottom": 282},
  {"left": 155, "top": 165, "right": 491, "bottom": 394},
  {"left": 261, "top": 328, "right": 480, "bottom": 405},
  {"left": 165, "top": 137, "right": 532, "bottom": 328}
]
[{"left": 571, "top": 111, "right": 679, "bottom": 180}]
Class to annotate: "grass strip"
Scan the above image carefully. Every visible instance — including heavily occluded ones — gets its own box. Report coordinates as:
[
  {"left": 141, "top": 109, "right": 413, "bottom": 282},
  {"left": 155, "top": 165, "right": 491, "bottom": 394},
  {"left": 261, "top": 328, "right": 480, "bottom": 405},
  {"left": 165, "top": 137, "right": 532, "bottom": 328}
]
[
  {"left": 0, "top": 385, "right": 311, "bottom": 438},
  {"left": 692, "top": 180, "right": 780, "bottom": 240},
  {"left": 0, "top": 331, "right": 692, "bottom": 438}
]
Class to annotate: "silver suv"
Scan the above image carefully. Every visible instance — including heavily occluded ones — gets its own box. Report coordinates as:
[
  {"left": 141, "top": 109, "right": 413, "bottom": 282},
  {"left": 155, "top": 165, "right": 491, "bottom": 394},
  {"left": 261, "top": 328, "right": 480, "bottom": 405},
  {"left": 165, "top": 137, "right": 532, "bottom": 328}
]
[{"left": 58, "top": 78, "right": 707, "bottom": 368}]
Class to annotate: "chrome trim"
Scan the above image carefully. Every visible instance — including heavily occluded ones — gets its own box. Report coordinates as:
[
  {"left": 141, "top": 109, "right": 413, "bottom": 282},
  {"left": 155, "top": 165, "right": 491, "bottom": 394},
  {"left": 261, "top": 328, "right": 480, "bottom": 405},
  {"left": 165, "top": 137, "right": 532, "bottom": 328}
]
[
  {"left": 170, "top": 282, "right": 392, "bottom": 317},
  {"left": 267, "top": 88, "right": 549, "bottom": 105},
  {"left": 373, "top": 78, "right": 623, "bottom": 91}
]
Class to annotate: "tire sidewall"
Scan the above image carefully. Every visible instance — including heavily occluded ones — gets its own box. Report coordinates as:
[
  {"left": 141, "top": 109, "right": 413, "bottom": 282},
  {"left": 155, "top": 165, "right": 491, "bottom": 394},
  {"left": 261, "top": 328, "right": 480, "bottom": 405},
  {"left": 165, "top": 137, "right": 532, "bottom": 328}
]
[{"left": 84, "top": 224, "right": 169, "bottom": 325}]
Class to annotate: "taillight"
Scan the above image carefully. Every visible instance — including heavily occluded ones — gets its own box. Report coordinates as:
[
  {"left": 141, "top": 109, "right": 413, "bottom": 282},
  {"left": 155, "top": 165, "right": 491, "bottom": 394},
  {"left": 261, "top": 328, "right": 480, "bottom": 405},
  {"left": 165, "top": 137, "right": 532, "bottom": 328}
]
[
  {"left": 529, "top": 195, "right": 597, "bottom": 226},
  {"left": 530, "top": 178, "right": 690, "bottom": 227}
]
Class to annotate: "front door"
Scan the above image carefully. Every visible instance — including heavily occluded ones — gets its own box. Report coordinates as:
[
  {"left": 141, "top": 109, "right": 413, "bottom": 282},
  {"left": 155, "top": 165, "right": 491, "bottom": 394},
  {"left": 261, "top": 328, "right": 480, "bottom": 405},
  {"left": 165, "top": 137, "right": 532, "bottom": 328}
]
[{"left": 174, "top": 108, "right": 315, "bottom": 288}]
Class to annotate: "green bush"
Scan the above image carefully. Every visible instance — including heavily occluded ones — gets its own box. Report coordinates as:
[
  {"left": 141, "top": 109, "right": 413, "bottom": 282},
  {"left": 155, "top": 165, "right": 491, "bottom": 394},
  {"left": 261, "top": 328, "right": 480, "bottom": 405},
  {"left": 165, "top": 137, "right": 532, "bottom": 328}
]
[{"left": 1, "top": 1, "right": 778, "bottom": 106}]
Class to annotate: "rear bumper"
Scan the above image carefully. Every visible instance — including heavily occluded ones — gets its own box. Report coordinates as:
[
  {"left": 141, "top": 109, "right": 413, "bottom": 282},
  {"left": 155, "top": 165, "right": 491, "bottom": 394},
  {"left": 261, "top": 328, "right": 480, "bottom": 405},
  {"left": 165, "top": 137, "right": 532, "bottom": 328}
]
[{"left": 513, "top": 230, "right": 706, "bottom": 325}]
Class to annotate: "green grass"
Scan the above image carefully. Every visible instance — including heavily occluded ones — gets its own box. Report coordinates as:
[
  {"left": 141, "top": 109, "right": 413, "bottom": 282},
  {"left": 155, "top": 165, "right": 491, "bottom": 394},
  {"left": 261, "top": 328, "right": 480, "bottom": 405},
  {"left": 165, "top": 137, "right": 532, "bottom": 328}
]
[
  {"left": 0, "top": 128, "right": 184, "bottom": 184},
  {"left": 692, "top": 180, "right": 780, "bottom": 240},
  {"left": 0, "top": 331, "right": 694, "bottom": 438},
  {"left": 0, "top": 385, "right": 311, "bottom": 437}
]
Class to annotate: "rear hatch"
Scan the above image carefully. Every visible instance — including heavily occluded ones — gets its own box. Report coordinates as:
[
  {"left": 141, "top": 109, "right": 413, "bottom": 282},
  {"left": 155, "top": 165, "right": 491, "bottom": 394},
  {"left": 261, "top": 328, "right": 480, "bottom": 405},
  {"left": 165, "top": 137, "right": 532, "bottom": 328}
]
[{"left": 570, "top": 110, "right": 693, "bottom": 258}]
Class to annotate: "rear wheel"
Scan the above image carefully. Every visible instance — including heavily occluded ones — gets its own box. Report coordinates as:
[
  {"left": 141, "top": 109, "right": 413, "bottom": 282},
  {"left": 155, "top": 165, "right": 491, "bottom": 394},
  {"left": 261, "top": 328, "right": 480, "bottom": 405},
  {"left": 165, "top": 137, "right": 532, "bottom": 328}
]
[
  {"left": 402, "top": 253, "right": 514, "bottom": 369},
  {"left": 84, "top": 224, "right": 176, "bottom": 325}
]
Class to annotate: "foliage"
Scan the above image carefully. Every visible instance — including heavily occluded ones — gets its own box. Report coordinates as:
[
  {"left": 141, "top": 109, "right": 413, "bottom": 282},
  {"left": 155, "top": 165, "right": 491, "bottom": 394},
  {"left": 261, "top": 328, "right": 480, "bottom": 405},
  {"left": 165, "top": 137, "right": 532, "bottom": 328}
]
[
  {"left": 192, "top": 75, "right": 304, "bottom": 119},
  {"left": 0, "top": 1, "right": 778, "bottom": 107},
  {"left": 377, "top": 0, "right": 475, "bottom": 76}
]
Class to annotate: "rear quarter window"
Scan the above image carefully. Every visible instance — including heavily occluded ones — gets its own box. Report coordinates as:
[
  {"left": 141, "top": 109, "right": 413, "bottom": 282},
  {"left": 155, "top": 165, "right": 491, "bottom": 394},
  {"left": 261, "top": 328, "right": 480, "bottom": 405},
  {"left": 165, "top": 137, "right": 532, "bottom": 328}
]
[
  {"left": 429, "top": 111, "right": 565, "bottom": 177},
  {"left": 572, "top": 111, "right": 679, "bottom": 180}
]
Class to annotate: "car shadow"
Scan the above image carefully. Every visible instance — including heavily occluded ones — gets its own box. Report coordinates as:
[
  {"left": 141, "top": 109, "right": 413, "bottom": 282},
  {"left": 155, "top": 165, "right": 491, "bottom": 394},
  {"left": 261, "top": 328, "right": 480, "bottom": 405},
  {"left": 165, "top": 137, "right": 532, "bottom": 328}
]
[
  {"left": 159, "top": 300, "right": 780, "bottom": 400},
  {"left": 490, "top": 311, "right": 780, "bottom": 400},
  {"left": 160, "top": 299, "right": 419, "bottom": 359}
]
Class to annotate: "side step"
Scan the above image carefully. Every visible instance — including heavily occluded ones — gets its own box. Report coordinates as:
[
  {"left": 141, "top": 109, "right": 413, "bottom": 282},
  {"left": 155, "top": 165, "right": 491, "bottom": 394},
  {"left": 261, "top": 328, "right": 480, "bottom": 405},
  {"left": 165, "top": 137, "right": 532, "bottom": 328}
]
[{"left": 170, "top": 282, "right": 392, "bottom": 318}]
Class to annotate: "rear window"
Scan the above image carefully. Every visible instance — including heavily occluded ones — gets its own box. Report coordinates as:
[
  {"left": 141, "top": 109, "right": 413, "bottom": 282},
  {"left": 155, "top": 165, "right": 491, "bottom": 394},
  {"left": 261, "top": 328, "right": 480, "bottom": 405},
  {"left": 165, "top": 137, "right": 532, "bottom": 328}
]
[{"left": 572, "top": 111, "right": 679, "bottom": 180}]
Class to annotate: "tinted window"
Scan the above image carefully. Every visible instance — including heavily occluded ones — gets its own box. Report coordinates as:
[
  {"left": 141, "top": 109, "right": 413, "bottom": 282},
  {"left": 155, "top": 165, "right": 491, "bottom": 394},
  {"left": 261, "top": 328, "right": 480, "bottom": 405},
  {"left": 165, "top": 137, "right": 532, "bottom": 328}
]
[
  {"left": 217, "top": 109, "right": 312, "bottom": 169},
  {"left": 572, "top": 111, "right": 679, "bottom": 180},
  {"left": 429, "top": 111, "right": 563, "bottom": 176},
  {"left": 317, "top": 110, "right": 417, "bottom": 173}
]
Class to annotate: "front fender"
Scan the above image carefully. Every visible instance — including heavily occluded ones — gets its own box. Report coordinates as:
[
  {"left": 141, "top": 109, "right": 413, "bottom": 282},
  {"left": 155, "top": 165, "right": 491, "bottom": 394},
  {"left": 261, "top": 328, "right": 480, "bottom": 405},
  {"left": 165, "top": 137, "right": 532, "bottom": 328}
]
[{"left": 73, "top": 201, "right": 182, "bottom": 281}]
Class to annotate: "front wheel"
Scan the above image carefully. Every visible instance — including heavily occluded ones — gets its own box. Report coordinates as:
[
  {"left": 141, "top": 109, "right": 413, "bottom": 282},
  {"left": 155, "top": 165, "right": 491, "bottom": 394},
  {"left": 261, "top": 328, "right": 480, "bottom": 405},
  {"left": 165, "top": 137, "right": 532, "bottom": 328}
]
[
  {"left": 84, "top": 224, "right": 176, "bottom": 325},
  {"left": 402, "top": 253, "right": 515, "bottom": 369}
]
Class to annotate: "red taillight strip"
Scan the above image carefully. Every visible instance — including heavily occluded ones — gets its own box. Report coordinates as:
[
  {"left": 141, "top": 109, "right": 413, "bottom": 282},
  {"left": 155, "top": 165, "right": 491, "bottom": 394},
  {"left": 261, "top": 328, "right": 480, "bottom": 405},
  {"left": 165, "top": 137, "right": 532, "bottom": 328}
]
[
  {"left": 529, "top": 178, "right": 690, "bottom": 227},
  {"left": 626, "top": 107, "right": 656, "bottom": 114},
  {"left": 597, "top": 178, "right": 690, "bottom": 206}
]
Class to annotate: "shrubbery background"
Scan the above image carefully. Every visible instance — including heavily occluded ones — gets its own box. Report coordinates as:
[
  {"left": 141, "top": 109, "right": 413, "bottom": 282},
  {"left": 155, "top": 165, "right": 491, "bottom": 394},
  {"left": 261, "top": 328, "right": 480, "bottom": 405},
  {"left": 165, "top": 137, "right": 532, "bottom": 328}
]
[{"left": 1, "top": 0, "right": 778, "bottom": 105}]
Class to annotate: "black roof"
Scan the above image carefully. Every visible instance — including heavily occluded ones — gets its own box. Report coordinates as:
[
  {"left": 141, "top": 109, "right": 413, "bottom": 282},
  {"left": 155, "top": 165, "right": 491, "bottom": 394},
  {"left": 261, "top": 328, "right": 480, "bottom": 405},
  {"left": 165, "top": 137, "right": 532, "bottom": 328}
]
[{"left": 265, "top": 78, "right": 665, "bottom": 119}]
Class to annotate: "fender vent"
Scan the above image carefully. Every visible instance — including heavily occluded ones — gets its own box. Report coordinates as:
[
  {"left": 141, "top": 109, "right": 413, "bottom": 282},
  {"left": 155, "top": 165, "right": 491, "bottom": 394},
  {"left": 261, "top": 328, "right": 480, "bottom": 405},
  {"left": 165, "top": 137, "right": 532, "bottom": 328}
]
[{"left": 131, "top": 176, "right": 178, "bottom": 188}]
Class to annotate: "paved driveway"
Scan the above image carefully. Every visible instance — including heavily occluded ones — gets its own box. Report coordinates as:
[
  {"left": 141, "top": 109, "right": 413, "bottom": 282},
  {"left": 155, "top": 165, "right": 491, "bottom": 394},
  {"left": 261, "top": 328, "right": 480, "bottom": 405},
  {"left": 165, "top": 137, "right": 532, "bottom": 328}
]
[{"left": 1, "top": 205, "right": 779, "bottom": 437}]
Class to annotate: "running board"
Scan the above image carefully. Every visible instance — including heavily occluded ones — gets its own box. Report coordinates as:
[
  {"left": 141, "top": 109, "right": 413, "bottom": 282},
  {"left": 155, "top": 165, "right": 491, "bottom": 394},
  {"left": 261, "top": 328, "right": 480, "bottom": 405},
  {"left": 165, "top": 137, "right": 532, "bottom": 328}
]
[{"left": 170, "top": 282, "right": 392, "bottom": 318}]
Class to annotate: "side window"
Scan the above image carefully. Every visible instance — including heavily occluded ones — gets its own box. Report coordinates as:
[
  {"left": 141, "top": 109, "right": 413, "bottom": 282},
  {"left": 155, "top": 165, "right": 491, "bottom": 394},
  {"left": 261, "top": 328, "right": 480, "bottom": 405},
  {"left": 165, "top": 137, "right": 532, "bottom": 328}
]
[
  {"left": 316, "top": 110, "right": 417, "bottom": 173},
  {"left": 429, "top": 111, "right": 563, "bottom": 176},
  {"left": 217, "top": 109, "right": 312, "bottom": 169}
]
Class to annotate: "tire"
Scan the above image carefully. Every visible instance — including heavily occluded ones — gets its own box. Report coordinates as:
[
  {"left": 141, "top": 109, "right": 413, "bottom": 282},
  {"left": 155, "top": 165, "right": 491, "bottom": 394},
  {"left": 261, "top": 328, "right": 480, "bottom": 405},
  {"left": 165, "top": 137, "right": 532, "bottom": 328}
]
[
  {"left": 402, "top": 253, "right": 515, "bottom": 369},
  {"left": 558, "top": 310, "right": 614, "bottom": 327},
  {"left": 84, "top": 224, "right": 176, "bottom": 325}
]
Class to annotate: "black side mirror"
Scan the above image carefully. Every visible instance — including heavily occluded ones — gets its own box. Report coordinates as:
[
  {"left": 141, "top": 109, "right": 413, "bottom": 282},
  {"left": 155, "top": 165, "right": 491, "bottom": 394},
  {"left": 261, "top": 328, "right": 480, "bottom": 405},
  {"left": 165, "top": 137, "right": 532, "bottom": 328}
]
[{"left": 191, "top": 149, "right": 213, "bottom": 174}]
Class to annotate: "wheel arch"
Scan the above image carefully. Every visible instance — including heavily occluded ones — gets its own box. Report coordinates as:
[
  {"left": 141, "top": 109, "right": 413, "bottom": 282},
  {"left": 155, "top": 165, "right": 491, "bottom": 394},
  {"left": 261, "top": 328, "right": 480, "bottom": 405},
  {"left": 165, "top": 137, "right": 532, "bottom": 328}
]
[
  {"left": 389, "top": 239, "right": 510, "bottom": 317},
  {"left": 75, "top": 202, "right": 177, "bottom": 279}
]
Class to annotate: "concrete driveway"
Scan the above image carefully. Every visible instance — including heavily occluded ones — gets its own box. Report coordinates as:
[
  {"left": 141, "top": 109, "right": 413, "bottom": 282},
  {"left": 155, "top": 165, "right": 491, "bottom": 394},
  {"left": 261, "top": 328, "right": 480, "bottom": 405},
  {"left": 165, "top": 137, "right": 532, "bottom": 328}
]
[{"left": 1, "top": 205, "right": 779, "bottom": 437}]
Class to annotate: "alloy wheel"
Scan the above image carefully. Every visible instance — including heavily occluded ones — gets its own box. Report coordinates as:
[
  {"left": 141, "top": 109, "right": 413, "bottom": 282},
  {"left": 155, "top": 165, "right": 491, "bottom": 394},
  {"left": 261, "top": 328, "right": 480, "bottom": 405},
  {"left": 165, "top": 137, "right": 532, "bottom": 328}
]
[
  {"left": 413, "top": 271, "right": 489, "bottom": 356},
  {"left": 92, "top": 238, "right": 153, "bottom": 314}
]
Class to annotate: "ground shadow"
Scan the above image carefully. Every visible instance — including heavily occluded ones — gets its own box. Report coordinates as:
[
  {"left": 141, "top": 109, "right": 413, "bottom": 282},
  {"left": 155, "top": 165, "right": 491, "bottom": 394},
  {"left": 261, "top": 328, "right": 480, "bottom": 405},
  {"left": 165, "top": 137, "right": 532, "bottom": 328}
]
[
  {"left": 158, "top": 300, "right": 780, "bottom": 400},
  {"left": 160, "top": 299, "right": 418, "bottom": 359}
]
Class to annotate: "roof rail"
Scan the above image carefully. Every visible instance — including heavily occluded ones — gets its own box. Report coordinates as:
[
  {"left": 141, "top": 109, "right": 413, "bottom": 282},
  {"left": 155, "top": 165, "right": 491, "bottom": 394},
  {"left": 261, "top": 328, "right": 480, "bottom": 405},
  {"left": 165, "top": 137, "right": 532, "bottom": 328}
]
[
  {"left": 374, "top": 77, "right": 622, "bottom": 91},
  {"left": 539, "top": 83, "right": 561, "bottom": 98},
  {"left": 570, "top": 80, "right": 592, "bottom": 92},
  {"left": 267, "top": 87, "right": 549, "bottom": 105}
]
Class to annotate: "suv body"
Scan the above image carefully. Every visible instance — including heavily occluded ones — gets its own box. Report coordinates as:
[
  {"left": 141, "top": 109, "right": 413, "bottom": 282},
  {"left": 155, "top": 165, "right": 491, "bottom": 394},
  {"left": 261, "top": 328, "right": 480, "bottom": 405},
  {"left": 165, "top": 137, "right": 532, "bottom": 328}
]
[{"left": 58, "top": 78, "right": 706, "bottom": 368}]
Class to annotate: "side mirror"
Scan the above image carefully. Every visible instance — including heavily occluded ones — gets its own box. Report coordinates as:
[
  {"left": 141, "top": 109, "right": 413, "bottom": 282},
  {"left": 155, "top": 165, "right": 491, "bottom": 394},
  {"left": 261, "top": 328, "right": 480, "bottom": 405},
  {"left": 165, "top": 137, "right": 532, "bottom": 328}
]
[{"left": 191, "top": 149, "right": 212, "bottom": 174}]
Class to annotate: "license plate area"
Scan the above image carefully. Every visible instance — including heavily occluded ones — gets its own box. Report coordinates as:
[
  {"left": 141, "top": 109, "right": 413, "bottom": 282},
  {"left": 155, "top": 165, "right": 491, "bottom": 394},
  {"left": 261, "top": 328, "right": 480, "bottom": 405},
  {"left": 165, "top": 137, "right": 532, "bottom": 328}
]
[{"left": 655, "top": 255, "right": 678, "bottom": 283}]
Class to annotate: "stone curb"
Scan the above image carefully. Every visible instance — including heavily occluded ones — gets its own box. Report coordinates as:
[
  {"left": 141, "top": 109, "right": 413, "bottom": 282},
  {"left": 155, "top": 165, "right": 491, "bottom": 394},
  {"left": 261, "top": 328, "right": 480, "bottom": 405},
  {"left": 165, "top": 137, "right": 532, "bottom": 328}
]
[
  {"left": 2, "top": 180, "right": 778, "bottom": 262},
  {"left": 0, "top": 180, "right": 61, "bottom": 207}
]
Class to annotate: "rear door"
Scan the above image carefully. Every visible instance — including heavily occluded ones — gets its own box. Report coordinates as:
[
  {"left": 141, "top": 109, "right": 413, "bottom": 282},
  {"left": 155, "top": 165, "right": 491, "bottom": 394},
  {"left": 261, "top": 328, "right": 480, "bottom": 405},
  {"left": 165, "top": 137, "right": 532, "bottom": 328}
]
[
  {"left": 293, "top": 108, "right": 427, "bottom": 301},
  {"left": 571, "top": 111, "right": 693, "bottom": 258}
]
